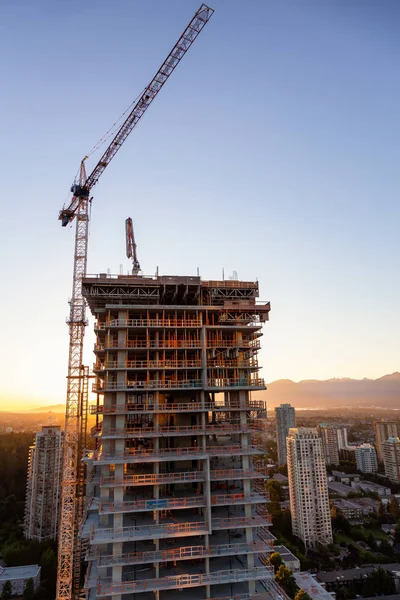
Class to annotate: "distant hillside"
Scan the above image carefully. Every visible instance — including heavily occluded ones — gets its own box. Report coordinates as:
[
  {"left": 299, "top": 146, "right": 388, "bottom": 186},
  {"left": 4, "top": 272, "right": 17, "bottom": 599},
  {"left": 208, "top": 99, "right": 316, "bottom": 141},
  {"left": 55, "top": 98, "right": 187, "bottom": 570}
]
[
  {"left": 30, "top": 404, "right": 66, "bottom": 413},
  {"left": 262, "top": 373, "right": 400, "bottom": 409}
]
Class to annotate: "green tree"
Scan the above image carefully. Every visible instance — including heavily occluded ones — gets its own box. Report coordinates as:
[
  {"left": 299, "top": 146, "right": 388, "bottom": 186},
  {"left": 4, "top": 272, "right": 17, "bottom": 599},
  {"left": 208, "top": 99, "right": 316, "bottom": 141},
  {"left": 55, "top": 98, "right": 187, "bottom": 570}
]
[
  {"left": 389, "top": 496, "right": 400, "bottom": 519},
  {"left": 294, "top": 590, "right": 312, "bottom": 600},
  {"left": 23, "top": 578, "right": 35, "bottom": 600},
  {"left": 275, "top": 565, "right": 297, "bottom": 598},
  {"left": 1, "top": 581, "right": 12, "bottom": 600},
  {"left": 269, "top": 551, "right": 283, "bottom": 573},
  {"left": 266, "top": 480, "right": 283, "bottom": 502}
]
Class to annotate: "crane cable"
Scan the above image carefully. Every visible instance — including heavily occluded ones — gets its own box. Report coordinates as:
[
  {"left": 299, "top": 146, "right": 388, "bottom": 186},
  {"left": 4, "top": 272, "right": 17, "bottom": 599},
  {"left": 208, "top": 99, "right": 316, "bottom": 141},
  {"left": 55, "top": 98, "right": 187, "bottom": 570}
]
[{"left": 86, "top": 89, "right": 145, "bottom": 158}]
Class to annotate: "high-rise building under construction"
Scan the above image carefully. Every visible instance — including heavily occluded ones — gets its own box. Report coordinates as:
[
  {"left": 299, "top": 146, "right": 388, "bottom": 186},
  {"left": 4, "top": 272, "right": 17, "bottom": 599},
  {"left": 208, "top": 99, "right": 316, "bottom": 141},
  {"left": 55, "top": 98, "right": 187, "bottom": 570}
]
[{"left": 81, "top": 273, "right": 278, "bottom": 599}]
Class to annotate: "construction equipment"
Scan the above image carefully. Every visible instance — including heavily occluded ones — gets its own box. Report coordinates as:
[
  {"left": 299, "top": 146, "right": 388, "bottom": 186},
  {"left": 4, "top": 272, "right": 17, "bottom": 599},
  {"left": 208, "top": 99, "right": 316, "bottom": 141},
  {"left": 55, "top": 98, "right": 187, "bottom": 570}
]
[
  {"left": 56, "top": 5, "right": 214, "bottom": 600},
  {"left": 125, "top": 217, "right": 141, "bottom": 275}
]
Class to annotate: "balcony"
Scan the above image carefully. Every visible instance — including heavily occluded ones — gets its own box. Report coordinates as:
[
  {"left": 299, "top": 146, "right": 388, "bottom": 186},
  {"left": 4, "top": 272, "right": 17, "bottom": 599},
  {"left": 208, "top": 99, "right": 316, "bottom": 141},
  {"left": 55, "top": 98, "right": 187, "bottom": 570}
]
[
  {"left": 99, "top": 493, "right": 267, "bottom": 515},
  {"left": 92, "top": 379, "right": 202, "bottom": 393},
  {"left": 93, "top": 359, "right": 202, "bottom": 371},
  {"left": 99, "top": 467, "right": 267, "bottom": 488},
  {"left": 92, "top": 378, "right": 264, "bottom": 393},
  {"left": 89, "top": 399, "right": 266, "bottom": 415},
  {"left": 94, "top": 339, "right": 202, "bottom": 351},
  {"left": 207, "top": 339, "right": 261, "bottom": 350},
  {"left": 90, "top": 422, "right": 264, "bottom": 439},
  {"left": 90, "top": 516, "right": 271, "bottom": 544},
  {"left": 207, "top": 377, "right": 265, "bottom": 390},
  {"left": 85, "top": 444, "right": 263, "bottom": 465},
  {"left": 94, "top": 566, "right": 273, "bottom": 596},
  {"left": 95, "top": 318, "right": 202, "bottom": 330},
  {"left": 92, "top": 540, "right": 270, "bottom": 567}
]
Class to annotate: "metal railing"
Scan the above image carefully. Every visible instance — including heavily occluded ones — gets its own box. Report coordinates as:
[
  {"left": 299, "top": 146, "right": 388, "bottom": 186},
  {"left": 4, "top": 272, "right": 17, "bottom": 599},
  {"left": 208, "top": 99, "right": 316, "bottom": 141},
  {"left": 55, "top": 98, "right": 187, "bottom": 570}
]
[
  {"left": 99, "top": 467, "right": 267, "bottom": 487},
  {"left": 94, "top": 359, "right": 202, "bottom": 370},
  {"left": 90, "top": 422, "right": 264, "bottom": 438},
  {"left": 92, "top": 379, "right": 202, "bottom": 392},
  {"left": 89, "top": 399, "right": 265, "bottom": 415},
  {"left": 94, "top": 540, "right": 270, "bottom": 567},
  {"left": 92, "top": 378, "right": 264, "bottom": 392},
  {"left": 95, "top": 318, "right": 202, "bottom": 329},
  {"left": 95, "top": 566, "right": 272, "bottom": 596},
  {"left": 94, "top": 339, "right": 202, "bottom": 350},
  {"left": 90, "top": 516, "right": 271, "bottom": 544},
  {"left": 99, "top": 492, "right": 266, "bottom": 514},
  {"left": 94, "top": 338, "right": 261, "bottom": 350},
  {"left": 85, "top": 444, "right": 263, "bottom": 463}
]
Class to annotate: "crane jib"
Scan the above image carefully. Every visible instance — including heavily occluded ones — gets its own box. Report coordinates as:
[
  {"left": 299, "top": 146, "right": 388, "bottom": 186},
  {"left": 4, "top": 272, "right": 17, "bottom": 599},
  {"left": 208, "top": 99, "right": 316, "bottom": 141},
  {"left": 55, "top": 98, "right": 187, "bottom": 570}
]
[{"left": 59, "top": 3, "right": 213, "bottom": 224}]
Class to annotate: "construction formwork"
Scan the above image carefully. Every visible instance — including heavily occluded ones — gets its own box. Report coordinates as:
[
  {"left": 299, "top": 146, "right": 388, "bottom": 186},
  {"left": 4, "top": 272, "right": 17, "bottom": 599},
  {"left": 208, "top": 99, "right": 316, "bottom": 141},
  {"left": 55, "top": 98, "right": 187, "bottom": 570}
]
[{"left": 81, "top": 274, "right": 274, "bottom": 600}]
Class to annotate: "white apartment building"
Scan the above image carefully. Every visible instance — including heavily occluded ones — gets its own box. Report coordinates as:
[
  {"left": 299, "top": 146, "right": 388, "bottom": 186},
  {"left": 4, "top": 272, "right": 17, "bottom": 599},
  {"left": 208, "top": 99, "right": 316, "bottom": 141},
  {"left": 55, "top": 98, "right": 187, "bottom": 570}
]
[
  {"left": 373, "top": 421, "right": 400, "bottom": 462},
  {"left": 24, "top": 426, "right": 64, "bottom": 541},
  {"left": 382, "top": 437, "right": 400, "bottom": 483},
  {"left": 287, "top": 428, "right": 333, "bottom": 550},
  {"left": 337, "top": 427, "right": 348, "bottom": 451},
  {"left": 317, "top": 424, "right": 339, "bottom": 466},
  {"left": 275, "top": 404, "right": 296, "bottom": 465},
  {"left": 355, "top": 443, "right": 378, "bottom": 473}
]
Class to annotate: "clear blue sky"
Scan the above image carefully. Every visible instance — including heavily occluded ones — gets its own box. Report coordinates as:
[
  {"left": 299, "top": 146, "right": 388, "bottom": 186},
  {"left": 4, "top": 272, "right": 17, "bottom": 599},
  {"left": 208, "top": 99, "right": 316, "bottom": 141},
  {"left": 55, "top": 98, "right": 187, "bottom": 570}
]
[{"left": 1, "top": 0, "right": 399, "bottom": 408}]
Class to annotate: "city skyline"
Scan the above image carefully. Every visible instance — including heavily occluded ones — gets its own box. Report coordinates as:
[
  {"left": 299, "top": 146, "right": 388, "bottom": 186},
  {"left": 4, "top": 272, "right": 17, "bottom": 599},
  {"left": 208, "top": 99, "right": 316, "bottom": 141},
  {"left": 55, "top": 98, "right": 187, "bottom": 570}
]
[{"left": 1, "top": 0, "right": 400, "bottom": 410}]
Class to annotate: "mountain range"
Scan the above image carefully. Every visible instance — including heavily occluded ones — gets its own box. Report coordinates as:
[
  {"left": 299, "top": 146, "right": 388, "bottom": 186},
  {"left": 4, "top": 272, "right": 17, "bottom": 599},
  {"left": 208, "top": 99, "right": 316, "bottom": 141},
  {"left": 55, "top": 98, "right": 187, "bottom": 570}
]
[
  {"left": 27, "top": 373, "right": 400, "bottom": 413},
  {"left": 261, "top": 372, "right": 400, "bottom": 409}
]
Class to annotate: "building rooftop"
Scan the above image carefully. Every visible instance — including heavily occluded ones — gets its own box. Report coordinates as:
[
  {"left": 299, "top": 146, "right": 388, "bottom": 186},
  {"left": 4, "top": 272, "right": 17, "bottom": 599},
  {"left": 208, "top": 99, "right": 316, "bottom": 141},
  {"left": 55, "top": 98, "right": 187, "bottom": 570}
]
[
  {"left": 331, "top": 470, "right": 359, "bottom": 479},
  {"left": 316, "top": 566, "right": 375, "bottom": 584},
  {"left": 293, "top": 573, "right": 334, "bottom": 599},
  {"left": 327, "top": 482, "right": 354, "bottom": 496},
  {"left": 271, "top": 473, "right": 288, "bottom": 484},
  {"left": 273, "top": 546, "right": 299, "bottom": 564},
  {"left": 0, "top": 565, "right": 40, "bottom": 580}
]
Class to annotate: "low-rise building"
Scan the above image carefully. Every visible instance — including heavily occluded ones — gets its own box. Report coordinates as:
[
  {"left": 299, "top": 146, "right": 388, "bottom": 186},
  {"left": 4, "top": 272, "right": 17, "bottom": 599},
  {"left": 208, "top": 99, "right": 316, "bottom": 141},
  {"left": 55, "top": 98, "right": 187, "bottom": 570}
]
[
  {"left": 0, "top": 565, "right": 41, "bottom": 596},
  {"left": 328, "top": 481, "right": 356, "bottom": 498},
  {"left": 333, "top": 499, "right": 364, "bottom": 521},
  {"left": 351, "top": 480, "right": 391, "bottom": 496},
  {"left": 316, "top": 567, "right": 375, "bottom": 595},
  {"left": 351, "top": 497, "right": 381, "bottom": 515},
  {"left": 273, "top": 545, "right": 300, "bottom": 573},
  {"left": 331, "top": 471, "right": 360, "bottom": 485},
  {"left": 294, "top": 572, "right": 335, "bottom": 599}
]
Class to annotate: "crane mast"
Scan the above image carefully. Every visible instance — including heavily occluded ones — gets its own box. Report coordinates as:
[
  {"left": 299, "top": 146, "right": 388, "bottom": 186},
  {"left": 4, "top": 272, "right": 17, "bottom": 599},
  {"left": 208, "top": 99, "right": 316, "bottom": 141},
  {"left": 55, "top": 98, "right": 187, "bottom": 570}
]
[{"left": 56, "top": 5, "right": 214, "bottom": 600}]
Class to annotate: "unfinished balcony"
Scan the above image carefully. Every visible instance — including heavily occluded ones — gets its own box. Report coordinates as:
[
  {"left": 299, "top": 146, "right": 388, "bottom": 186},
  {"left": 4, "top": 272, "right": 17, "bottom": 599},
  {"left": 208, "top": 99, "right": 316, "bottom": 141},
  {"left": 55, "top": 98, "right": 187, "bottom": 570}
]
[
  {"left": 92, "top": 566, "right": 273, "bottom": 597},
  {"left": 90, "top": 422, "right": 264, "bottom": 439},
  {"left": 98, "top": 492, "right": 267, "bottom": 515},
  {"left": 84, "top": 444, "right": 264, "bottom": 465}
]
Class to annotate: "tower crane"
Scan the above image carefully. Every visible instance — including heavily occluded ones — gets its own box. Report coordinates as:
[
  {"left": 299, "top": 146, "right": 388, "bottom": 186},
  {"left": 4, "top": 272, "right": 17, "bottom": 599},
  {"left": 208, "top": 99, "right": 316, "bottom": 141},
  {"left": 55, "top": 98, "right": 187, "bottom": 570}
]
[
  {"left": 56, "top": 5, "right": 214, "bottom": 600},
  {"left": 125, "top": 217, "right": 141, "bottom": 275}
]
